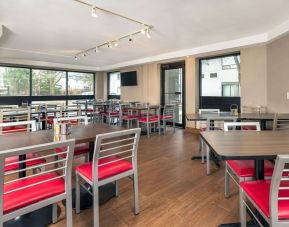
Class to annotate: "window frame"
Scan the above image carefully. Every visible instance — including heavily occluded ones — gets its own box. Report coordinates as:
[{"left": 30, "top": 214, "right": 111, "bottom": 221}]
[
  {"left": 199, "top": 52, "right": 241, "bottom": 111},
  {"left": 0, "top": 64, "right": 95, "bottom": 105},
  {"left": 107, "top": 71, "right": 121, "bottom": 100}
]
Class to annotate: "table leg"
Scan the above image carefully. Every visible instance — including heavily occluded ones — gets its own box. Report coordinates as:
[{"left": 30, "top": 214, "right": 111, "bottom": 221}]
[
  {"left": 88, "top": 141, "right": 94, "bottom": 161},
  {"left": 260, "top": 119, "right": 267, "bottom": 130}
]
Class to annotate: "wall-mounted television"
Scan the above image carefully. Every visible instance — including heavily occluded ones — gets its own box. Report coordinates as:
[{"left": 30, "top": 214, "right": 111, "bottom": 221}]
[{"left": 120, "top": 71, "right": 137, "bottom": 86}]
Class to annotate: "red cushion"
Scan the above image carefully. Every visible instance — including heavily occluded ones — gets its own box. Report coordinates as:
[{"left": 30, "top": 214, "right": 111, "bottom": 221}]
[
  {"left": 103, "top": 112, "right": 119, "bottom": 116},
  {"left": 55, "top": 143, "right": 89, "bottom": 158},
  {"left": 76, "top": 156, "right": 133, "bottom": 181},
  {"left": 122, "top": 115, "right": 139, "bottom": 120},
  {"left": 4, "top": 172, "right": 65, "bottom": 214},
  {"left": 5, "top": 153, "right": 46, "bottom": 172},
  {"left": 241, "top": 125, "right": 258, "bottom": 130},
  {"left": 240, "top": 180, "right": 289, "bottom": 219},
  {"left": 86, "top": 108, "right": 93, "bottom": 112},
  {"left": 3, "top": 126, "right": 27, "bottom": 134},
  {"left": 227, "top": 160, "right": 274, "bottom": 177},
  {"left": 138, "top": 117, "right": 159, "bottom": 123},
  {"left": 160, "top": 115, "right": 173, "bottom": 120}
]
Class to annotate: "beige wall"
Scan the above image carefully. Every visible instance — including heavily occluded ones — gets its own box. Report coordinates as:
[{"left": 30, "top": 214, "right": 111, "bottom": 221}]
[
  {"left": 267, "top": 33, "right": 289, "bottom": 113},
  {"left": 240, "top": 45, "right": 267, "bottom": 107}
]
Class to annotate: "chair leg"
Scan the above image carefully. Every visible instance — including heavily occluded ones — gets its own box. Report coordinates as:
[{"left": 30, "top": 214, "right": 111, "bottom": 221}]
[
  {"left": 173, "top": 119, "right": 175, "bottom": 132},
  {"left": 201, "top": 138, "right": 205, "bottom": 164},
  {"left": 85, "top": 153, "right": 89, "bottom": 163},
  {"left": 115, "top": 180, "right": 119, "bottom": 197},
  {"left": 75, "top": 173, "right": 81, "bottom": 214},
  {"left": 147, "top": 123, "right": 150, "bottom": 138},
  {"left": 133, "top": 172, "right": 139, "bottom": 215},
  {"left": 225, "top": 162, "right": 230, "bottom": 198},
  {"left": 127, "top": 120, "right": 130, "bottom": 129},
  {"left": 52, "top": 203, "right": 58, "bottom": 224},
  {"left": 93, "top": 186, "right": 100, "bottom": 227},
  {"left": 240, "top": 189, "right": 246, "bottom": 227},
  {"left": 66, "top": 190, "right": 73, "bottom": 227},
  {"left": 206, "top": 144, "right": 210, "bottom": 175}
]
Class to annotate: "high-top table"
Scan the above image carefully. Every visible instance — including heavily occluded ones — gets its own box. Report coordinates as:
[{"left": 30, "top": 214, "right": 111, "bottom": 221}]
[{"left": 201, "top": 130, "right": 289, "bottom": 227}]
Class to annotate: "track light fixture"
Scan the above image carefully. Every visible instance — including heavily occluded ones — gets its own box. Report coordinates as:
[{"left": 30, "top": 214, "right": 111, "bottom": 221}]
[{"left": 74, "top": 0, "right": 153, "bottom": 59}]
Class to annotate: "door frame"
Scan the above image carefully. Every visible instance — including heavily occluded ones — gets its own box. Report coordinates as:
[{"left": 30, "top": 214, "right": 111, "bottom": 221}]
[{"left": 160, "top": 61, "right": 186, "bottom": 128}]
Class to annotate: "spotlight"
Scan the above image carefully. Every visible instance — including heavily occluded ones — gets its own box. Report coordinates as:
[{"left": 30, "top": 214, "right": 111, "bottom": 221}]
[
  {"left": 94, "top": 47, "right": 99, "bottom": 52},
  {"left": 129, "top": 35, "right": 133, "bottom": 42},
  {"left": 146, "top": 29, "right": 151, "bottom": 39},
  {"left": 83, "top": 53, "right": 86, "bottom": 57},
  {"left": 74, "top": 56, "right": 78, "bottom": 61},
  {"left": 91, "top": 7, "right": 98, "bottom": 18},
  {"left": 107, "top": 42, "right": 112, "bottom": 48},
  {"left": 141, "top": 29, "right": 146, "bottom": 35},
  {"left": 114, "top": 40, "right": 119, "bottom": 47}
]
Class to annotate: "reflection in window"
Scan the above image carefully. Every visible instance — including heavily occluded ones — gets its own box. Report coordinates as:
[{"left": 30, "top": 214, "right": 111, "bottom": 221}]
[
  {"left": 0, "top": 67, "right": 30, "bottom": 96},
  {"left": 32, "top": 69, "right": 66, "bottom": 96},
  {"left": 68, "top": 72, "right": 94, "bottom": 95},
  {"left": 108, "top": 72, "right": 121, "bottom": 96},
  {"left": 201, "top": 54, "right": 240, "bottom": 97}
]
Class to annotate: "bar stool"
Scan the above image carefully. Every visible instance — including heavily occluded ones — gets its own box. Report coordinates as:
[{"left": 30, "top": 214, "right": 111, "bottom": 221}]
[{"left": 75, "top": 128, "right": 141, "bottom": 227}]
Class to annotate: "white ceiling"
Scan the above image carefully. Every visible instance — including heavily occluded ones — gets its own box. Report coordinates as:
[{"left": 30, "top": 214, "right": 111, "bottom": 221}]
[{"left": 1, "top": 0, "right": 289, "bottom": 71}]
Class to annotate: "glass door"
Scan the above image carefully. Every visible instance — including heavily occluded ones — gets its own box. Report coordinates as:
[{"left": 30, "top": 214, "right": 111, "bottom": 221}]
[{"left": 161, "top": 61, "right": 185, "bottom": 128}]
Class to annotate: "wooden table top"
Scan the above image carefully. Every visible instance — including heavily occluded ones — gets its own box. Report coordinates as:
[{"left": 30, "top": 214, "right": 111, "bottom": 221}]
[
  {"left": 186, "top": 112, "right": 277, "bottom": 121},
  {"left": 201, "top": 130, "right": 289, "bottom": 160},
  {"left": 0, "top": 123, "right": 125, "bottom": 152},
  {"left": 127, "top": 105, "right": 160, "bottom": 111}
]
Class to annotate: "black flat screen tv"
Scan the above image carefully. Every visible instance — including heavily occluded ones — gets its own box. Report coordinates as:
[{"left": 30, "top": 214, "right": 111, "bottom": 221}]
[{"left": 121, "top": 71, "right": 137, "bottom": 86}]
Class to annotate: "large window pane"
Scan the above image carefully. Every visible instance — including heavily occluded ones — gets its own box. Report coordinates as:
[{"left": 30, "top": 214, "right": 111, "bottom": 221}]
[
  {"left": 0, "top": 67, "right": 30, "bottom": 96},
  {"left": 108, "top": 72, "right": 121, "bottom": 96},
  {"left": 32, "top": 69, "right": 66, "bottom": 96},
  {"left": 68, "top": 72, "right": 94, "bottom": 95},
  {"left": 201, "top": 55, "right": 240, "bottom": 97}
]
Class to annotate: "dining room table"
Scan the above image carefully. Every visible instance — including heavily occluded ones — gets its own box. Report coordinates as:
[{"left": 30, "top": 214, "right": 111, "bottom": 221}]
[
  {"left": 0, "top": 122, "right": 127, "bottom": 226},
  {"left": 200, "top": 129, "right": 289, "bottom": 226}
]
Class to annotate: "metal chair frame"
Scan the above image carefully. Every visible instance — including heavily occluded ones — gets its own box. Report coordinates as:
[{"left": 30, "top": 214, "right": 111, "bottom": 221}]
[
  {"left": 223, "top": 122, "right": 262, "bottom": 198},
  {"left": 161, "top": 104, "right": 176, "bottom": 133},
  {"left": 75, "top": 128, "right": 141, "bottom": 227},
  {"left": 240, "top": 155, "right": 289, "bottom": 227},
  {"left": 137, "top": 106, "right": 160, "bottom": 138},
  {"left": 0, "top": 139, "right": 75, "bottom": 227}
]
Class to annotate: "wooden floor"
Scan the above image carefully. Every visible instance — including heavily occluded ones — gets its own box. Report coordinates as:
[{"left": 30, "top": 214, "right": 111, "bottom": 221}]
[{"left": 51, "top": 128, "right": 240, "bottom": 227}]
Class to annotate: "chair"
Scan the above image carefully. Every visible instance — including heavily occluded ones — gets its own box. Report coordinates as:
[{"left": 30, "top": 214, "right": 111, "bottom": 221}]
[
  {"left": 273, "top": 113, "right": 289, "bottom": 131},
  {"left": 0, "top": 108, "right": 31, "bottom": 124},
  {"left": 160, "top": 104, "right": 176, "bottom": 133},
  {"left": 102, "top": 102, "right": 119, "bottom": 125},
  {"left": 54, "top": 116, "right": 90, "bottom": 162},
  {"left": 240, "top": 155, "right": 289, "bottom": 227},
  {"left": 75, "top": 128, "right": 141, "bottom": 227},
  {"left": 198, "top": 109, "right": 220, "bottom": 164},
  {"left": 119, "top": 104, "right": 138, "bottom": 128},
  {"left": 137, "top": 106, "right": 160, "bottom": 138},
  {"left": 0, "top": 139, "right": 75, "bottom": 227},
  {"left": 224, "top": 122, "right": 275, "bottom": 198},
  {"left": 0, "top": 120, "right": 46, "bottom": 173}
]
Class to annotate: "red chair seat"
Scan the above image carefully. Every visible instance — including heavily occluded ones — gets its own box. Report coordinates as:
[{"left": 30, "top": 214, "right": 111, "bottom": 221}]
[
  {"left": 138, "top": 117, "right": 159, "bottom": 123},
  {"left": 241, "top": 125, "right": 258, "bottom": 130},
  {"left": 103, "top": 112, "right": 119, "bottom": 116},
  {"left": 76, "top": 156, "right": 132, "bottom": 181},
  {"left": 227, "top": 160, "right": 274, "bottom": 177},
  {"left": 5, "top": 153, "right": 46, "bottom": 172},
  {"left": 86, "top": 108, "right": 94, "bottom": 112},
  {"left": 4, "top": 172, "right": 65, "bottom": 214},
  {"left": 240, "top": 180, "right": 289, "bottom": 219},
  {"left": 46, "top": 116, "right": 55, "bottom": 125},
  {"left": 122, "top": 115, "right": 139, "bottom": 120},
  {"left": 160, "top": 115, "right": 173, "bottom": 120},
  {"left": 3, "top": 126, "right": 27, "bottom": 134},
  {"left": 55, "top": 143, "right": 89, "bottom": 158}
]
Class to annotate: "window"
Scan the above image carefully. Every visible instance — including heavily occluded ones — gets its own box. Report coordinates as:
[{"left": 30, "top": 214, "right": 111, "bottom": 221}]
[
  {"left": 68, "top": 72, "right": 94, "bottom": 95},
  {"left": 32, "top": 69, "right": 66, "bottom": 96},
  {"left": 222, "top": 83, "right": 240, "bottom": 96},
  {"left": 199, "top": 53, "right": 241, "bottom": 111},
  {"left": 108, "top": 72, "right": 121, "bottom": 98},
  {"left": 200, "top": 54, "right": 240, "bottom": 97},
  {"left": 0, "top": 67, "right": 30, "bottom": 96}
]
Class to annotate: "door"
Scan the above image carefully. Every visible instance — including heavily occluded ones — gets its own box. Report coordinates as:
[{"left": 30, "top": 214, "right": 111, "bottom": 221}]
[{"left": 161, "top": 61, "right": 185, "bottom": 128}]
